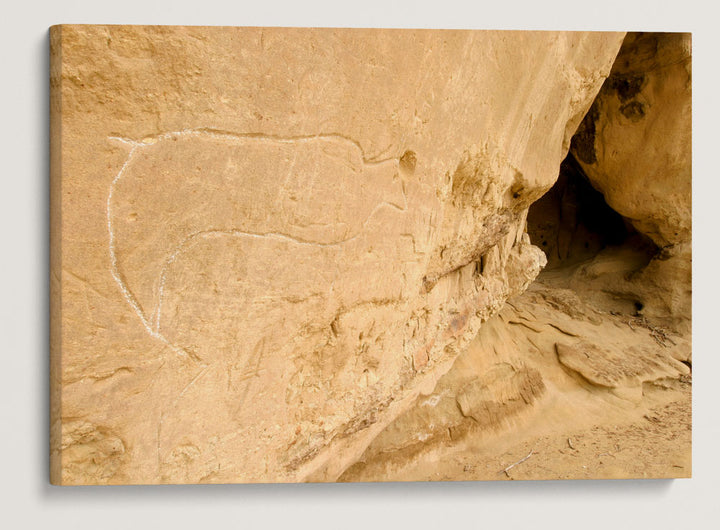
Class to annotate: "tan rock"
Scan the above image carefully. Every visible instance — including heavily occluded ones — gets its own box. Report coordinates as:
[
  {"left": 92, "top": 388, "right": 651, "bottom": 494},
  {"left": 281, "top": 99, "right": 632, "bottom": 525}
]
[
  {"left": 570, "top": 33, "right": 692, "bottom": 328},
  {"left": 572, "top": 32, "right": 691, "bottom": 248},
  {"left": 50, "top": 25, "right": 624, "bottom": 484},
  {"left": 555, "top": 340, "right": 681, "bottom": 390}
]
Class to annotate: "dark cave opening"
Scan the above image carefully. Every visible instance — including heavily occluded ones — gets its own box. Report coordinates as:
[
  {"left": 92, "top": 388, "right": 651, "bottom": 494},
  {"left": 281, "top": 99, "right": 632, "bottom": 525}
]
[{"left": 527, "top": 153, "right": 657, "bottom": 271}]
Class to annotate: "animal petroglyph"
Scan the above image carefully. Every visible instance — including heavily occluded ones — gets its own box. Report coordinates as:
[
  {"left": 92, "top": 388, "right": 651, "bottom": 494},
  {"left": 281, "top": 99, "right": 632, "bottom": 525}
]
[
  {"left": 107, "top": 129, "right": 426, "bottom": 480},
  {"left": 109, "top": 130, "right": 413, "bottom": 343}
]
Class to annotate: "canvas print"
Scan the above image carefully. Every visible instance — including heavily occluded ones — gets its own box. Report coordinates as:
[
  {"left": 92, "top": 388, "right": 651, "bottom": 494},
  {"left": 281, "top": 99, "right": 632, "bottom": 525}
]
[{"left": 49, "top": 26, "right": 691, "bottom": 485}]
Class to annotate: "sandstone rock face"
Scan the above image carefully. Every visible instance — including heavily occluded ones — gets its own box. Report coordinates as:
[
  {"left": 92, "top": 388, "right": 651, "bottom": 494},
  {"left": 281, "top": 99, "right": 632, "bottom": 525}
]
[
  {"left": 50, "top": 26, "right": 624, "bottom": 484},
  {"left": 570, "top": 33, "right": 691, "bottom": 327}
]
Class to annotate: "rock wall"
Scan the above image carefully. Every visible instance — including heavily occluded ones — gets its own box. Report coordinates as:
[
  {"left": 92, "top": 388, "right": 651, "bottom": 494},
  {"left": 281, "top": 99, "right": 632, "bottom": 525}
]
[{"left": 50, "top": 26, "right": 625, "bottom": 484}]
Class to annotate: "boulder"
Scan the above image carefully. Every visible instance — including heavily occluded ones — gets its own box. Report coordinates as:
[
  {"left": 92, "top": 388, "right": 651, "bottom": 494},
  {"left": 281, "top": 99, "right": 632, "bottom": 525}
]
[{"left": 571, "top": 33, "right": 691, "bottom": 328}]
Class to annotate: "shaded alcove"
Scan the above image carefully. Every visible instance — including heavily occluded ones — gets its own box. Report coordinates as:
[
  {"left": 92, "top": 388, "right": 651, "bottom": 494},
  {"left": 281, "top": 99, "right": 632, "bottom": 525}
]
[{"left": 527, "top": 153, "right": 657, "bottom": 272}]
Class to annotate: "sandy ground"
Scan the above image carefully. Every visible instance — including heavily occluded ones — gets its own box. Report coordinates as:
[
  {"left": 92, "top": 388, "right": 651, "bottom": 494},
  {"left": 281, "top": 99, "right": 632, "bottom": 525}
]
[{"left": 341, "top": 385, "right": 690, "bottom": 482}]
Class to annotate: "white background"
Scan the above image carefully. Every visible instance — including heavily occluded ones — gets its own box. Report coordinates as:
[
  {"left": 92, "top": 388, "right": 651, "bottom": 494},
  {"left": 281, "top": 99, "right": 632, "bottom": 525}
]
[{"left": 1, "top": 1, "right": 717, "bottom": 528}]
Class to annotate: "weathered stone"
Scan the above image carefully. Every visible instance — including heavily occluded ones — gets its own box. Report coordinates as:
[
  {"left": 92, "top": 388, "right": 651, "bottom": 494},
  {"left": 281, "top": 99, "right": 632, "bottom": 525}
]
[
  {"left": 555, "top": 341, "right": 681, "bottom": 389},
  {"left": 50, "top": 25, "right": 624, "bottom": 484},
  {"left": 570, "top": 33, "right": 692, "bottom": 329},
  {"left": 572, "top": 32, "right": 692, "bottom": 248}
]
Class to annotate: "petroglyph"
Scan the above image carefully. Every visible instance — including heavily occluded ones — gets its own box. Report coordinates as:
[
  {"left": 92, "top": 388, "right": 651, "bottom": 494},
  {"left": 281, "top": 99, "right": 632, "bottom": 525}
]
[
  {"left": 108, "top": 130, "right": 418, "bottom": 351},
  {"left": 107, "top": 129, "right": 427, "bottom": 479}
]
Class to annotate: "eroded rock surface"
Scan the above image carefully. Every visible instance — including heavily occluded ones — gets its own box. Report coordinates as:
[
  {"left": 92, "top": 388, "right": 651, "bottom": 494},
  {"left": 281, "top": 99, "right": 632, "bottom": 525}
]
[
  {"left": 571, "top": 32, "right": 692, "bottom": 329},
  {"left": 50, "top": 26, "right": 625, "bottom": 484}
]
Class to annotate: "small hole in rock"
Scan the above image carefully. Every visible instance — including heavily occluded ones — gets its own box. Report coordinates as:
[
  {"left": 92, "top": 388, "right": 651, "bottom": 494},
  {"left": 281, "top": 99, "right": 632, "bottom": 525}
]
[{"left": 399, "top": 150, "right": 417, "bottom": 174}]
